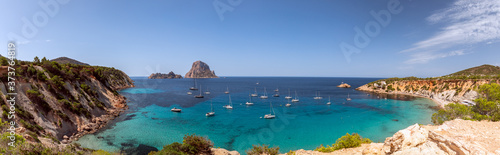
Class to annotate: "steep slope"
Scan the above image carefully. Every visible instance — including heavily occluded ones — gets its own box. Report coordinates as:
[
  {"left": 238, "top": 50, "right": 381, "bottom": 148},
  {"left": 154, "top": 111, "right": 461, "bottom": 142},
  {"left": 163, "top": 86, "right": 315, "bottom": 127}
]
[
  {"left": 51, "top": 57, "right": 90, "bottom": 66},
  {"left": 184, "top": 61, "right": 218, "bottom": 78},
  {"left": 0, "top": 60, "right": 133, "bottom": 145}
]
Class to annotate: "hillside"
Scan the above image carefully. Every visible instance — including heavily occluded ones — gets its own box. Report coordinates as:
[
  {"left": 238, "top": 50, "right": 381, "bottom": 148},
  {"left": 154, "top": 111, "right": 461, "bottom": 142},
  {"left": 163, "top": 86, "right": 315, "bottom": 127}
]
[
  {"left": 447, "top": 64, "right": 500, "bottom": 77},
  {"left": 356, "top": 65, "right": 500, "bottom": 107},
  {"left": 51, "top": 57, "right": 90, "bottom": 66},
  {"left": 0, "top": 57, "right": 133, "bottom": 153}
]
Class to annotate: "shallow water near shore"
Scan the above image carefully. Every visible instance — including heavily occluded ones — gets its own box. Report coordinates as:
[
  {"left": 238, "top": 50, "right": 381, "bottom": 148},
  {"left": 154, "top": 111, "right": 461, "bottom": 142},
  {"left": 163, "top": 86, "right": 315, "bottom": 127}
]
[{"left": 75, "top": 77, "right": 437, "bottom": 154}]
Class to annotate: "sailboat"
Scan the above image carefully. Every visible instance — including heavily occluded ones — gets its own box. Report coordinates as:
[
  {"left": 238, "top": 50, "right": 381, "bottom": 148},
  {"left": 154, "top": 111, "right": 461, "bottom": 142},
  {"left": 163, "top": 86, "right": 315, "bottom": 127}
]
[
  {"left": 274, "top": 88, "right": 279, "bottom": 92},
  {"left": 251, "top": 87, "right": 258, "bottom": 97},
  {"left": 206, "top": 100, "right": 215, "bottom": 117},
  {"left": 291, "top": 91, "right": 299, "bottom": 102},
  {"left": 260, "top": 87, "right": 268, "bottom": 99},
  {"left": 346, "top": 93, "right": 352, "bottom": 101},
  {"left": 224, "top": 86, "right": 230, "bottom": 94},
  {"left": 223, "top": 94, "right": 233, "bottom": 109},
  {"left": 245, "top": 94, "right": 254, "bottom": 105},
  {"left": 326, "top": 96, "right": 331, "bottom": 105},
  {"left": 194, "top": 85, "right": 204, "bottom": 98},
  {"left": 189, "top": 78, "right": 198, "bottom": 90},
  {"left": 286, "top": 99, "right": 291, "bottom": 107},
  {"left": 273, "top": 92, "right": 279, "bottom": 97},
  {"left": 204, "top": 87, "right": 210, "bottom": 95},
  {"left": 313, "top": 91, "right": 323, "bottom": 100},
  {"left": 264, "top": 102, "right": 276, "bottom": 119},
  {"left": 285, "top": 89, "right": 292, "bottom": 99},
  {"left": 187, "top": 91, "right": 192, "bottom": 95}
]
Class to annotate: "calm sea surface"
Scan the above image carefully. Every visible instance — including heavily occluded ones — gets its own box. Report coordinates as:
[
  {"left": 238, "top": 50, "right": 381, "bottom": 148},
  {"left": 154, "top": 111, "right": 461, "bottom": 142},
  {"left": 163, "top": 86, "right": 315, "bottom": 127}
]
[{"left": 76, "top": 77, "right": 437, "bottom": 154}]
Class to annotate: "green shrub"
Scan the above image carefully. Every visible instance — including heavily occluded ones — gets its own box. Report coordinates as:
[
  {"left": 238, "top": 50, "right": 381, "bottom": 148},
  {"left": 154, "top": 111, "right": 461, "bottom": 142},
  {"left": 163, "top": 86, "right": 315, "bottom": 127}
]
[
  {"left": 150, "top": 134, "right": 213, "bottom": 155},
  {"left": 246, "top": 144, "right": 280, "bottom": 155},
  {"left": 315, "top": 133, "right": 371, "bottom": 153}
]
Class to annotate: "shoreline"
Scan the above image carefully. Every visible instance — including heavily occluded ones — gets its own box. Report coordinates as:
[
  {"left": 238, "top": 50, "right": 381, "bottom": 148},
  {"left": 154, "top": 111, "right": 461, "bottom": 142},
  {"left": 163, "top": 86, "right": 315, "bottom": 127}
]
[
  {"left": 358, "top": 89, "right": 448, "bottom": 109},
  {"left": 68, "top": 84, "right": 135, "bottom": 143}
]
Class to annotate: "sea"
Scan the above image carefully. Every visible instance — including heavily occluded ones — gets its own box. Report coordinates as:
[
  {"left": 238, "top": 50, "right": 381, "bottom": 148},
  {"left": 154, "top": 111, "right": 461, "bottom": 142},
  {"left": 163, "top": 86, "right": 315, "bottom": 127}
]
[{"left": 75, "top": 77, "right": 437, "bottom": 154}]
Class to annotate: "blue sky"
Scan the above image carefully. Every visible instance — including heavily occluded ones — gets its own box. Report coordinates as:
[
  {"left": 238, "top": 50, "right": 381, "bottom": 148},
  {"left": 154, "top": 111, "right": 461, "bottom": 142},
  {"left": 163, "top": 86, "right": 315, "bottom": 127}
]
[{"left": 1, "top": 0, "right": 499, "bottom": 77}]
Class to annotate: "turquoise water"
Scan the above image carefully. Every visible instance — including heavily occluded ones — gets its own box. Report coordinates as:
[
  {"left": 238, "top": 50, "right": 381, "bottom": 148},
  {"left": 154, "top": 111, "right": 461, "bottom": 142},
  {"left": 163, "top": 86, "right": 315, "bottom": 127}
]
[{"left": 75, "top": 77, "right": 437, "bottom": 154}]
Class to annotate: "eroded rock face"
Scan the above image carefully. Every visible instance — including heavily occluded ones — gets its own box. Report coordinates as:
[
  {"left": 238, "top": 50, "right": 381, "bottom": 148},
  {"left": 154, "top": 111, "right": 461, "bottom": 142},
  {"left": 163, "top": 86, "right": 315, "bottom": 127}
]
[
  {"left": 278, "top": 119, "right": 500, "bottom": 155},
  {"left": 148, "top": 71, "right": 182, "bottom": 79},
  {"left": 185, "top": 61, "right": 218, "bottom": 78}
]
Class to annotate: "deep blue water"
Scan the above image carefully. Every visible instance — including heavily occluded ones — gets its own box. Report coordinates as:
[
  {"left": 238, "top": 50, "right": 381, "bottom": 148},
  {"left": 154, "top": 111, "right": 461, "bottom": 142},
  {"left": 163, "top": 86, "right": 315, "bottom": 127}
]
[{"left": 76, "top": 77, "right": 437, "bottom": 154}]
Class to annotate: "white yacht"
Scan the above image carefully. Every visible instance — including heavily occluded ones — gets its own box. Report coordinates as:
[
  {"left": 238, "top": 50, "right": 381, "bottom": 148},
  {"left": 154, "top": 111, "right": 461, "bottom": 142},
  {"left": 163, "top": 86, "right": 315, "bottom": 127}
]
[
  {"left": 206, "top": 100, "right": 215, "bottom": 117},
  {"left": 246, "top": 94, "right": 254, "bottom": 105},
  {"left": 224, "top": 86, "right": 230, "bottom": 94},
  {"left": 326, "top": 96, "right": 331, "bottom": 105},
  {"left": 264, "top": 102, "right": 276, "bottom": 119},
  {"left": 285, "top": 88, "right": 292, "bottom": 99},
  {"left": 291, "top": 91, "right": 299, "bottom": 102},
  {"left": 346, "top": 93, "right": 352, "bottom": 101},
  {"left": 223, "top": 94, "right": 233, "bottom": 109},
  {"left": 251, "top": 87, "right": 258, "bottom": 97},
  {"left": 171, "top": 107, "right": 181, "bottom": 112},
  {"left": 313, "top": 91, "right": 323, "bottom": 100},
  {"left": 260, "top": 87, "right": 268, "bottom": 99}
]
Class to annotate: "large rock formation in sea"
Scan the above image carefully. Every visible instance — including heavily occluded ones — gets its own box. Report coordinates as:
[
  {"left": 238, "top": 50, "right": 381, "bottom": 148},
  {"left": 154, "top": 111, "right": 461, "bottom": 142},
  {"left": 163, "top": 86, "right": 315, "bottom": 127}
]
[
  {"left": 185, "top": 60, "right": 218, "bottom": 78},
  {"left": 149, "top": 71, "right": 182, "bottom": 79}
]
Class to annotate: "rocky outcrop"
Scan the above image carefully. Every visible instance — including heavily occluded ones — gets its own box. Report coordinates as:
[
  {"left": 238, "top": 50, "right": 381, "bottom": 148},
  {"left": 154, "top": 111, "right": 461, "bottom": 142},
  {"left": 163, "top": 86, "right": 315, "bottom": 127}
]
[
  {"left": 148, "top": 71, "right": 182, "bottom": 79},
  {"left": 356, "top": 79, "right": 498, "bottom": 107},
  {"left": 185, "top": 61, "right": 218, "bottom": 78},
  {"left": 0, "top": 62, "right": 134, "bottom": 144},
  {"left": 337, "top": 83, "right": 351, "bottom": 88},
  {"left": 211, "top": 148, "right": 240, "bottom": 155},
  {"left": 280, "top": 119, "right": 500, "bottom": 155}
]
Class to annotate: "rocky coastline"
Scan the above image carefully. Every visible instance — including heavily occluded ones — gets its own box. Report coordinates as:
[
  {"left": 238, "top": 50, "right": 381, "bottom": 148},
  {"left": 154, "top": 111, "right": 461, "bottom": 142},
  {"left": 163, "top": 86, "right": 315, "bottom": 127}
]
[{"left": 355, "top": 79, "right": 499, "bottom": 108}]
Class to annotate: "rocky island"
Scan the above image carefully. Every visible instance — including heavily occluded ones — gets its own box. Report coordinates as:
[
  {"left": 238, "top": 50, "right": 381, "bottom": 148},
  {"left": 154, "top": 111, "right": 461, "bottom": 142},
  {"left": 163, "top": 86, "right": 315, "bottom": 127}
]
[
  {"left": 148, "top": 71, "right": 182, "bottom": 79},
  {"left": 185, "top": 60, "right": 218, "bottom": 78},
  {"left": 337, "top": 82, "right": 351, "bottom": 88}
]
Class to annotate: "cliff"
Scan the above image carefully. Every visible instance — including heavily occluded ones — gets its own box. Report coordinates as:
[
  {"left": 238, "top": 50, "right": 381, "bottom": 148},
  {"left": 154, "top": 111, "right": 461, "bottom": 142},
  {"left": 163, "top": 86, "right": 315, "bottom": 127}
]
[
  {"left": 184, "top": 60, "right": 218, "bottom": 78},
  {"left": 356, "top": 79, "right": 500, "bottom": 107},
  {"left": 280, "top": 119, "right": 500, "bottom": 155},
  {"left": 356, "top": 65, "right": 500, "bottom": 107},
  {"left": 148, "top": 71, "right": 182, "bottom": 79},
  {"left": 0, "top": 60, "right": 134, "bottom": 146}
]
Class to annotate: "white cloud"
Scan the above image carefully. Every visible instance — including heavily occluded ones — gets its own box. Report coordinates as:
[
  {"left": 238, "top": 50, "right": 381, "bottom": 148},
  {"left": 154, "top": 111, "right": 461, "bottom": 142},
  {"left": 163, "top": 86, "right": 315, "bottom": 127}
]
[
  {"left": 406, "top": 50, "right": 466, "bottom": 64},
  {"left": 402, "top": 0, "right": 500, "bottom": 64}
]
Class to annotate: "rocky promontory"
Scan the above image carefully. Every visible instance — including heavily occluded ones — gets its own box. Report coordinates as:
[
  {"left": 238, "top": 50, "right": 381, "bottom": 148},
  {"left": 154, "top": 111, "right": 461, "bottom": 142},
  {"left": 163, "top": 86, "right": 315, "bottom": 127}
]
[
  {"left": 279, "top": 119, "right": 500, "bottom": 155},
  {"left": 148, "top": 71, "right": 182, "bottom": 79},
  {"left": 185, "top": 60, "right": 218, "bottom": 78}
]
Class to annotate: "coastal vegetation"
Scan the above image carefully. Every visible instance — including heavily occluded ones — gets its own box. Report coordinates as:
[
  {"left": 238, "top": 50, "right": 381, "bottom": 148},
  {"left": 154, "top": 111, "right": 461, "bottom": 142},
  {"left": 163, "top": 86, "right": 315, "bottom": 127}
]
[
  {"left": 0, "top": 56, "right": 134, "bottom": 153},
  {"left": 432, "top": 83, "right": 500, "bottom": 124},
  {"left": 148, "top": 134, "right": 213, "bottom": 155},
  {"left": 315, "top": 133, "right": 372, "bottom": 153},
  {"left": 246, "top": 144, "right": 280, "bottom": 155}
]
